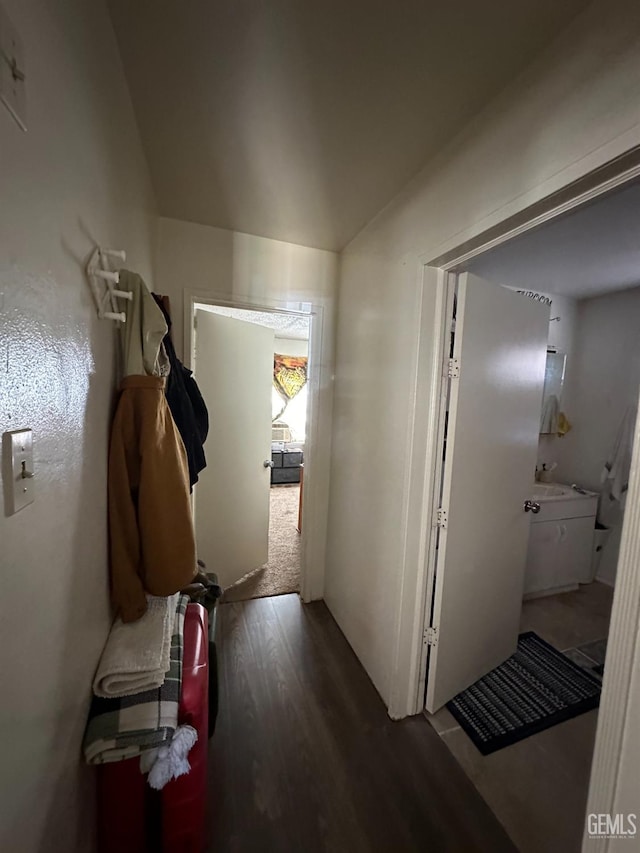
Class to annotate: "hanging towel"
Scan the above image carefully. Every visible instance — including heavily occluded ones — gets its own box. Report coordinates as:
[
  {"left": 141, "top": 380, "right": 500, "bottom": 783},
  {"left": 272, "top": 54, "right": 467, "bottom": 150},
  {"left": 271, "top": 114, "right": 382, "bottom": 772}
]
[
  {"left": 93, "top": 594, "right": 179, "bottom": 699},
  {"left": 601, "top": 404, "right": 637, "bottom": 502},
  {"left": 109, "top": 375, "right": 197, "bottom": 623},
  {"left": 540, "top": 394, "right": 559, "bottom": 434},
  {"left": 83, "top": 596, "right": 189, "bottom": 766}
]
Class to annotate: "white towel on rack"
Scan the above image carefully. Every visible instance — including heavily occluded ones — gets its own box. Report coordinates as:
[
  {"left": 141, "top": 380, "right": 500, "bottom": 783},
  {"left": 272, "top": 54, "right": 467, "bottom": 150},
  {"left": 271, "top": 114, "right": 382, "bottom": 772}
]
[
  {"left": 93, "top": 593, "right": 178, "bottom": 698},
  {"left": 601, "top": 404, "right": 637, "bottom": 503}
]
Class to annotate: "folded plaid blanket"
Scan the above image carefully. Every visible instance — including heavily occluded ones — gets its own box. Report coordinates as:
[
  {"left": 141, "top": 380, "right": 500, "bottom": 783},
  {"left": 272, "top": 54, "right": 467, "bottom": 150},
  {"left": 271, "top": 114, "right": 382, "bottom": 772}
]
[{"left": 83, "top": 595, "right": 188, "bottom": 765}]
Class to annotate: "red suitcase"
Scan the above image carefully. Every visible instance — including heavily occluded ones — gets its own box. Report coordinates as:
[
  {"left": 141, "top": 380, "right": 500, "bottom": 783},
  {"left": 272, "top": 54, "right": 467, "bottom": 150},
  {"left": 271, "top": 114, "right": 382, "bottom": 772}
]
[
  {"left": 162, "top": 602, "right": 209, "bottom": 852},
  {"left": 97, "top": 603, "right": 209, "bottom": 853}
]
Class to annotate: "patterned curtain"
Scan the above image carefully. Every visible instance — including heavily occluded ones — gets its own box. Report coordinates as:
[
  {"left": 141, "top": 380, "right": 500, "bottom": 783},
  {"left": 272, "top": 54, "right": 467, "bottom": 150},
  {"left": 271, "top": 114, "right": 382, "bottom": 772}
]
[
  {"left": 274, "top": 354, "right": 307, "bottom": 400},
  {"left": 273, "top": 354, "right": 307, "bottom": 420}
]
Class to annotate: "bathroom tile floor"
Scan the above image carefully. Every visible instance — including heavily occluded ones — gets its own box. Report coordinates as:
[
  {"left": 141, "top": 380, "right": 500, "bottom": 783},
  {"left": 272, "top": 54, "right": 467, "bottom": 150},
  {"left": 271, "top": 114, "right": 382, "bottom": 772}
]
[
  {"left": 519, "top": 581, "right": 613, "bottom": 651},
  {"left": 425, "top": 581, "right": 615, "bottom": 853},
  {"left": 562, "top": 646, "right": 603, "bottom": 677}
]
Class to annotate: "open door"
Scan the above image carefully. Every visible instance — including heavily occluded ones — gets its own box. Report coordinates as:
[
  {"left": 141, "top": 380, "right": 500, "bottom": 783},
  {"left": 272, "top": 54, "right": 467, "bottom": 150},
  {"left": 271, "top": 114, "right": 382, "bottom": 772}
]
[
  {"left": 194, "top": 310, "right": 275, "bottom": 589},
  {"left": 425, "top": 272, "right": 548, "bottom": 712}
]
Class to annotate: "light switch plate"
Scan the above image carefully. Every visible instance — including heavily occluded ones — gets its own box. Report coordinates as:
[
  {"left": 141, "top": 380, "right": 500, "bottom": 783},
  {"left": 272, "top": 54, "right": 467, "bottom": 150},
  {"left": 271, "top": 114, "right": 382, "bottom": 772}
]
[
  {"left": 2, "top": 428, "right": 34, "bottom": 515},
  {"left": 0, "top": 4, "right": 26, "bottom": 131}
]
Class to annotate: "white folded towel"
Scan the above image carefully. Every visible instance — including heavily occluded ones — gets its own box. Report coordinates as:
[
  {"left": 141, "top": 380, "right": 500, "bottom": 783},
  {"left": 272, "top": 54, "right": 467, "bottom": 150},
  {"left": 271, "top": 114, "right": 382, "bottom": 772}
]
[{"left": 93, "top": 593, "right": 179, "bottom": 698}]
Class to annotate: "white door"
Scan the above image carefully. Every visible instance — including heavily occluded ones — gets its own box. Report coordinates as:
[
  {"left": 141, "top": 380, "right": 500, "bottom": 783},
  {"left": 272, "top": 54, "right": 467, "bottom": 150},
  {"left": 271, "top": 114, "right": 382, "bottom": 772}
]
[
  {"left": 425, "top": 272, "right": 548, "bottom": 712},
  {"left": 194, "top": 310, "right": 275, "bottom": 588}
]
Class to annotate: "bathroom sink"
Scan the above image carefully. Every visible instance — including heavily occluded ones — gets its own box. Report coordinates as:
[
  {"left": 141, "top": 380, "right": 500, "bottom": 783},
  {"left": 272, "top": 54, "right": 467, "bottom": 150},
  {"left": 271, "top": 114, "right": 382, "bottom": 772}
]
[
  {"left": 532, "top": 483, "right": 568, "bottom": 498},
  {"left": 528, "top": 482, "right": 598, "bottom": 524},
  {"left": 531, "top": 482, "right": 597, "bottom": 501}
]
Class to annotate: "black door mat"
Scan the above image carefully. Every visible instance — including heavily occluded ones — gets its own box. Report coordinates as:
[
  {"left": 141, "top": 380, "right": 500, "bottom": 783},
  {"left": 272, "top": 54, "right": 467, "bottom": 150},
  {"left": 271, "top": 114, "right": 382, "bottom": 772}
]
[{"left": 446, "top": 632, "right": 602, "bottom": 755}]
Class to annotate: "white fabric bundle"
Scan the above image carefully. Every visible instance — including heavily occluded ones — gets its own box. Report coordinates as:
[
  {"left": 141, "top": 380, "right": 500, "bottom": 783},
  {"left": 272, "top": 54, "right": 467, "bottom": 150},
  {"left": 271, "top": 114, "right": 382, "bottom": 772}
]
[
  {"left": 93, "top": 593, "right": 179, "bottom": 698},
  {"left": 140, "top": 724, "right": 198, "bottom": 790}
]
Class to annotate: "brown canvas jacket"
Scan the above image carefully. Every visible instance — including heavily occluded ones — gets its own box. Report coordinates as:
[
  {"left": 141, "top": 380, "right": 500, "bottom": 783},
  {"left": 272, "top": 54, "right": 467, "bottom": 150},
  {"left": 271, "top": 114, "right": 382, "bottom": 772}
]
[{"left": 108, "top": 375, "right": 197, "bottom": 622}]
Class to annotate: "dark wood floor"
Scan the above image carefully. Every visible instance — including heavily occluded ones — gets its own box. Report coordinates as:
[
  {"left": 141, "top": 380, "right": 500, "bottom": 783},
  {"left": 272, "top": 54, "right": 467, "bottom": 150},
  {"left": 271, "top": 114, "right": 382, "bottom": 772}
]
[{"left": 207, "top": 594, "right": 516, "bottom": 853}]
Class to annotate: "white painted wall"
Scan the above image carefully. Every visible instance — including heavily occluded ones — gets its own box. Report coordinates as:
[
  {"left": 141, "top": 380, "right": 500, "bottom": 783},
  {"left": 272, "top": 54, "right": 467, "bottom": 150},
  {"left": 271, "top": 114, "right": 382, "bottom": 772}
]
[
  {"left": 154, "top": 217, "right": 337, "bottom": 600},
  {"left": 275, "top": 337, "right": 309, "bottom": 357},
  {"left": 547, "top": 295, "right": 577, "bottom": 355},
  {"left": 326, "top": 0, "right": 640, "bottom": 710},
  {"left": 0, "top": 2, "right": 156, "bottom": 851},
  {"left": 557, "top": 286, "right": 640, "bottom": 586}
]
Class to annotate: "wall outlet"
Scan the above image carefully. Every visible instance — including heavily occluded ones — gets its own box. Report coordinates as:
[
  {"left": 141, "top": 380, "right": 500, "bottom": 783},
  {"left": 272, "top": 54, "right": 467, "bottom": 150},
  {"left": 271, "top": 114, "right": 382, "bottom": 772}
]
[{"left": 0, "top": 4, "right": 26, "bottom": 131}]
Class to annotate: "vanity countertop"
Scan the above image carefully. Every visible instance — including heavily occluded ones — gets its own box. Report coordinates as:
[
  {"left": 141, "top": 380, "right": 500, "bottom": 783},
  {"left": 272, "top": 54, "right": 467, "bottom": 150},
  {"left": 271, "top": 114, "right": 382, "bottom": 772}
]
[
  {"left": 532, "top": 482, "right": 598, "bottom": 502},
  {"left": 529, "top": 482, "right": 598, "bottom": 522}
]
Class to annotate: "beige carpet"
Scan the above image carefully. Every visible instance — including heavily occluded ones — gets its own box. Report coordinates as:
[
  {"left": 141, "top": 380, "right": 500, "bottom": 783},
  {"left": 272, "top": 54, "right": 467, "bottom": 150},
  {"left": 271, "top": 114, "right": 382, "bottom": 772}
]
[{"left": 223, "top": 484, "right": 301, "bottom": 602}]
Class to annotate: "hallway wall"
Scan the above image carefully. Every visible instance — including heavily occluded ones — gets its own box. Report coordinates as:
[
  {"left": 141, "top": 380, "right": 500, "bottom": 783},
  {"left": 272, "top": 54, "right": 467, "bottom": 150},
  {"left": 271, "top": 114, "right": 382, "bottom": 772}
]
[
  {"left": 0, "top": 1, "right": 156, "bottom": 850},
  {"left": 154, "top": 217, "right": 338, "bottom": 601},
  {"left": 326, "top": 0, "right": 640, "bottom": 714}
]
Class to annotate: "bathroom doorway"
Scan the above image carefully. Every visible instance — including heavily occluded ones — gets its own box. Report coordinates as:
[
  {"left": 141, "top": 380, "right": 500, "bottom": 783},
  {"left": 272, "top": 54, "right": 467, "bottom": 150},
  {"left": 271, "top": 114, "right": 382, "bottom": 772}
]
[{"left": 420, "top": 177, "right": 640, "bottom": 850}]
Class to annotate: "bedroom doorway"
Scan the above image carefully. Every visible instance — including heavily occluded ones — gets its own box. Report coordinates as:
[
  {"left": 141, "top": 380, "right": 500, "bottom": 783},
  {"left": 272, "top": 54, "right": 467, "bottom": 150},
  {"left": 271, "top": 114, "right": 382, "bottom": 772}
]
[{"left": 191, "top": 301, "right": 312, "bottom": 603}]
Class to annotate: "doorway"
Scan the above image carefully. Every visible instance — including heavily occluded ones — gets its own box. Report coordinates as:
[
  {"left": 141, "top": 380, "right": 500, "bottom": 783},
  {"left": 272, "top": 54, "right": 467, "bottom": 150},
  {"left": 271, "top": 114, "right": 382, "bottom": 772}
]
[
  {"left": 191, "top": 300, "right": 313, "bottom": 603},
  {"left": 419, "top": 178, "right": 640, "bottom": 851}
]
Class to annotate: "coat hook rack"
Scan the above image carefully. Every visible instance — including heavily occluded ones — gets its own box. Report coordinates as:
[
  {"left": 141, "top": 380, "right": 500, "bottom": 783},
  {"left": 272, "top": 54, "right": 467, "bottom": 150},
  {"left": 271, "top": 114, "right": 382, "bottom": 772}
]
[{"left": 86, "top": 247, "right": 132, "bottom": 322}]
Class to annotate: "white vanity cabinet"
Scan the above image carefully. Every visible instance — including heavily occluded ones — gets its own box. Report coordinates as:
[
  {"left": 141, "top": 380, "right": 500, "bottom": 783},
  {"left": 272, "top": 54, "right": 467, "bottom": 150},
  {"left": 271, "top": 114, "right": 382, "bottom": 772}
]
[{"left": 524, "top": 486, "right": 597, "bottom": 598}]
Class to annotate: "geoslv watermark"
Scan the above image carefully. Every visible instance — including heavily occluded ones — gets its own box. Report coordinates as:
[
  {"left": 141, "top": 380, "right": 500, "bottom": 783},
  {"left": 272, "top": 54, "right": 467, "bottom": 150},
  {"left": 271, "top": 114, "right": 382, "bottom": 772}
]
[{"left": 588, "top": 814, "right": 637, "bottom": 839}]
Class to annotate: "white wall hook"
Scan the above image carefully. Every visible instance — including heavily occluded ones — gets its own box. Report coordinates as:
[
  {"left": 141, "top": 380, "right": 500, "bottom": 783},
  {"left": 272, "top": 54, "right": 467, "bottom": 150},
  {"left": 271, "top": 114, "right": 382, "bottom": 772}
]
[
  {"left": 110, "top": 288, "right": 133, "bottom": 301},
  {"left": 86, "top": 246, "right": 128, "bottom": 322},
  {"left": 95, "top": 270, "right": 120, "bottom": 284}
]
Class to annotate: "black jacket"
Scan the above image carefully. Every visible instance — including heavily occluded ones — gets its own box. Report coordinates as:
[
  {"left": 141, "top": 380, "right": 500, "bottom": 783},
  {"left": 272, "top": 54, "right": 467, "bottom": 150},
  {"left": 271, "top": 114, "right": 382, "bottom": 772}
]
[{"left": 153, "top": 295, "right": 209, "bottom": 489}]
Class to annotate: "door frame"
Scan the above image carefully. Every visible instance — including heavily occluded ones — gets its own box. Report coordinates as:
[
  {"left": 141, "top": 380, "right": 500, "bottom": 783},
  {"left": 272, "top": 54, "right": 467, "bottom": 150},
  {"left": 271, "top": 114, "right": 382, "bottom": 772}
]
[
  {"left": 389, "top": 149, "right": 640, "bottom": 851},
  {"left": 184, "top": 289, "right": 324, "bottom": 604}
]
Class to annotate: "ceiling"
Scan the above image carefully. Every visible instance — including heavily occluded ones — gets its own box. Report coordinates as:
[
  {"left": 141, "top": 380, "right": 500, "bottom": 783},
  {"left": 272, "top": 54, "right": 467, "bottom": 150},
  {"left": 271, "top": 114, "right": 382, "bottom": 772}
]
[
  {"left": 108, "top": 0, "right": 587, "bottom": 251},
  {"left": 196, "top": 304, "right": 310, "bottom": 340},
  {"left": 467, "top": 179, "right": 640, "bottom": 300}
]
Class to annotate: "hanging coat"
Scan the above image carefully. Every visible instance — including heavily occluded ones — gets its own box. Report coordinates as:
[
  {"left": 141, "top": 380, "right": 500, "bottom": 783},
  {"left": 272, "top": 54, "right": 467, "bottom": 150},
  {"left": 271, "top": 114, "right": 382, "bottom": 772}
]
[
  {"left": 109, "top": 375, "right": 197, "bottom": 622},
  {"left": 152, "top": 294, "right": 209, "bottom": 489}
]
